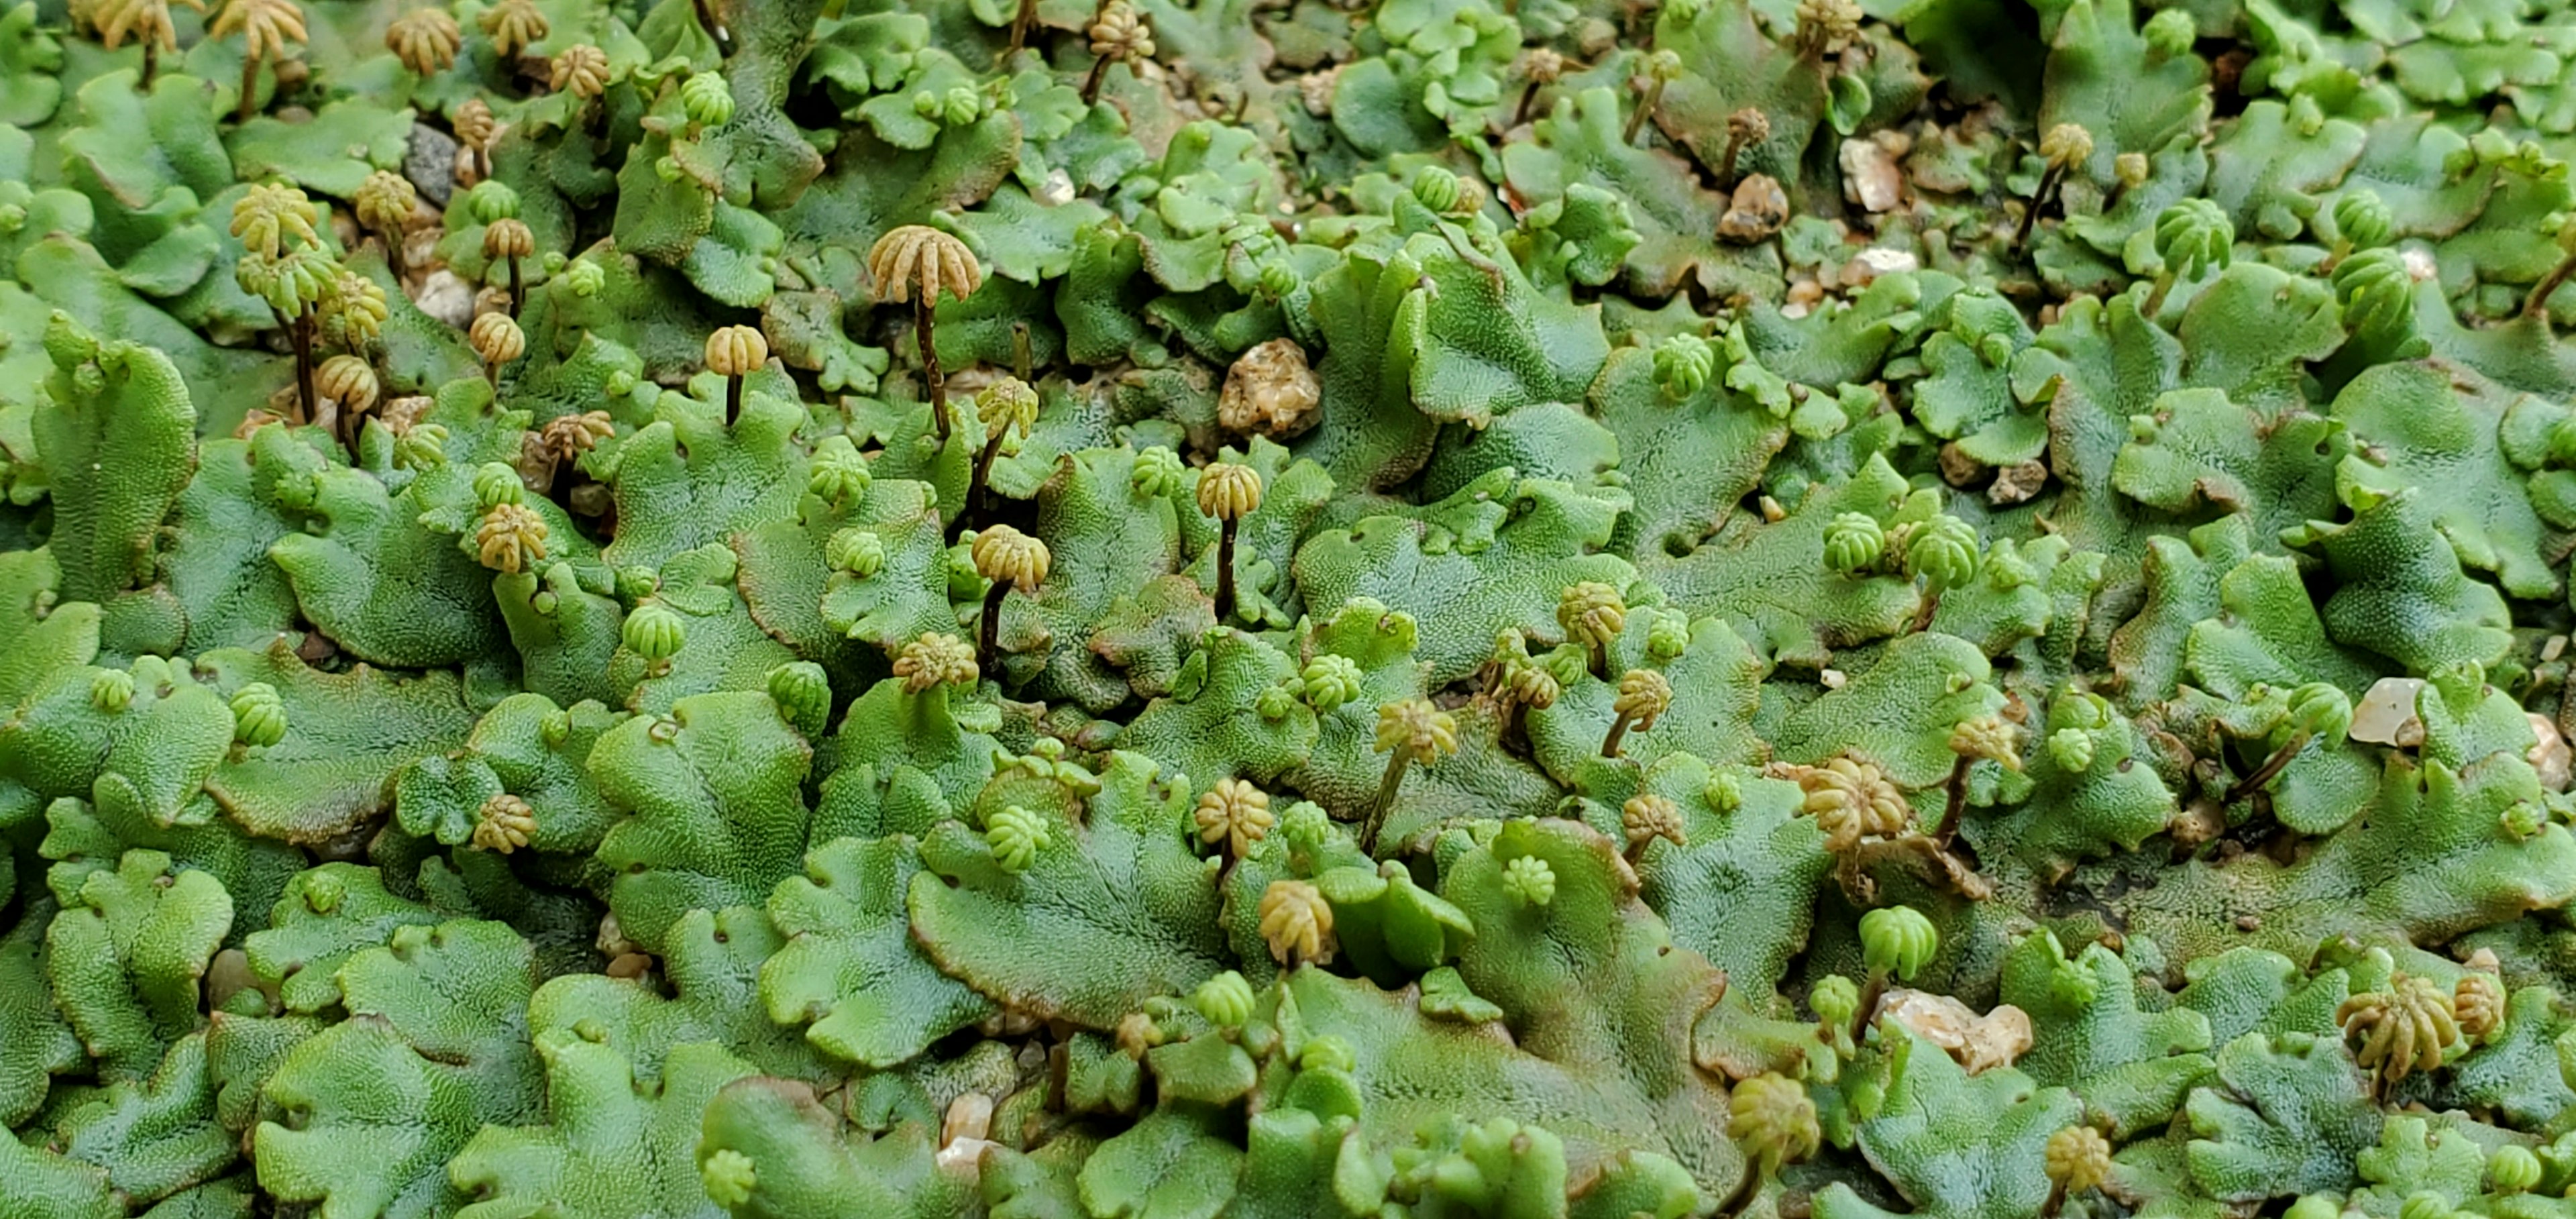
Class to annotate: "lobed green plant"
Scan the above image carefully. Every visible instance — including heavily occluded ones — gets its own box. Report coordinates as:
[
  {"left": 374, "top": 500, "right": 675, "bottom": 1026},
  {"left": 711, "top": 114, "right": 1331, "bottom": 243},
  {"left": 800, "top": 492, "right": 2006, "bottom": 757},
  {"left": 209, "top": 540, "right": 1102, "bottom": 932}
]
[{"left": 10, "top": 0, "right": 2576, "bottom": 1216}]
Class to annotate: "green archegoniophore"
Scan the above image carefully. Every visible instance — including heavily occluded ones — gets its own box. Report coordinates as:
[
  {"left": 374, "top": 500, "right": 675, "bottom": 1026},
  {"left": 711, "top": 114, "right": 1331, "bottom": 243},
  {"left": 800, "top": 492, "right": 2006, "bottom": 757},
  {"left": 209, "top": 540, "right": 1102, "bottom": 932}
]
[{"left": 13, "top": 0, "right": 2576, "bottom": 1215}]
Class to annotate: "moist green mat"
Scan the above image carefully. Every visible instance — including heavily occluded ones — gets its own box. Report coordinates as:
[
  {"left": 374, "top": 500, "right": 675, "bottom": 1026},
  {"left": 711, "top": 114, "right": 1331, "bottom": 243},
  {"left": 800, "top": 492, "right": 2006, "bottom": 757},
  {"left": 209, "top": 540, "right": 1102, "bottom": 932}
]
[{"left": 7, "top": 0, "right": 2576, "bottom": 1215}]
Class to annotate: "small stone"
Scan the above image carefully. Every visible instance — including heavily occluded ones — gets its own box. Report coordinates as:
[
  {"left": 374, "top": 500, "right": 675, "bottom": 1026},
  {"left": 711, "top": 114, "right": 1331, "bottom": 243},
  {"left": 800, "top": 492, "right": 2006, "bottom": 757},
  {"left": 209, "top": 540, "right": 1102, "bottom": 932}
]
[
  {"left": 400, "top": 226, "right": 442, "bottom": 276},
  {"left": 1218, "top": 337, "right": 1322, "bottom": 439},
  {"left": 207, "top": 948, "right": 258, "bottom": 1010},
  {"left": 935, "top": 1132, "right": 997, "bottom": 1183},
  {"left": 1297, "top": 68, "right": 1338, "bottom": 117},
  {"left": 596, "top": 912, "right": 638, "bottom": 958},
  {"left": 1854, "top": 246, "right": 1919, "bottom": 275},
  {"left": 405, "top": 123, "right": 460, "bottom": 207},
  {"left": 1840, "top": 139, "right": 1904, "bottom": 213},
  {"left": 1719, "top": 174, "right": 1790, "bottom": 244},
  {"left": 1878, "top": 989, "right": 2033, "bottom": 1073},
  {"left": 1937, "top": 442, "right": 1984, "bottom": 488},
  {"left": 2349, "top": 677, "right": 2426, "bottom": 747},
  {"left": 381, "top": 395, "right": 435, "bottom": 433},
  {"left": 416, "top": 270, "right": 476, "bottom": 327},
  {"left": 1574, "top": 16, "right": 1617, "bottom": 57},
  {"left": 942, "top": 1092, "right": 994, "bottom": 1147},
  {"left": 2528, "top": 712, "right": 2571, "bottom": 792},
  {"left": 1987, "top": 460, "right": 2049, "bottom": 505}
]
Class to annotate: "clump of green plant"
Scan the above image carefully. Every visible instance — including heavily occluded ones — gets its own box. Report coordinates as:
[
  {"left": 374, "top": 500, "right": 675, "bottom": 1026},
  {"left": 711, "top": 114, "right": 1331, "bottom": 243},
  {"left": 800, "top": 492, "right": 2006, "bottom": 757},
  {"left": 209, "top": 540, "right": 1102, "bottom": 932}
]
[{"left": 7, "top": 0, "right": 2576, "bottom": 1216}]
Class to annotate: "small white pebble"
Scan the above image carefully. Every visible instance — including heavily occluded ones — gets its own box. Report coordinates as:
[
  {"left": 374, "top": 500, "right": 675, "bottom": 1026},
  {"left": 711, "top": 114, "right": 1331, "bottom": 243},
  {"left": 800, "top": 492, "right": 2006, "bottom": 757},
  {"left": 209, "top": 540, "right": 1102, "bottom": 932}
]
[
  {"left": 934, "top": 1093, "right": 998, "bottom": 1183},
  {"left": 2528, "top": 712, "right": 2571, "bottom": 792},
  {"left": 941, "top": 1093, "right": 994, "bottom": 1146},
  {"left": 1856, "top": 247, "right": 1919, "bottom": 274},
  {"left": 2349, "top": 677, "right": 2426, "bottom": 747},
  {"left": 416, "top": 270, "right": 477, "bottom": 328}
]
